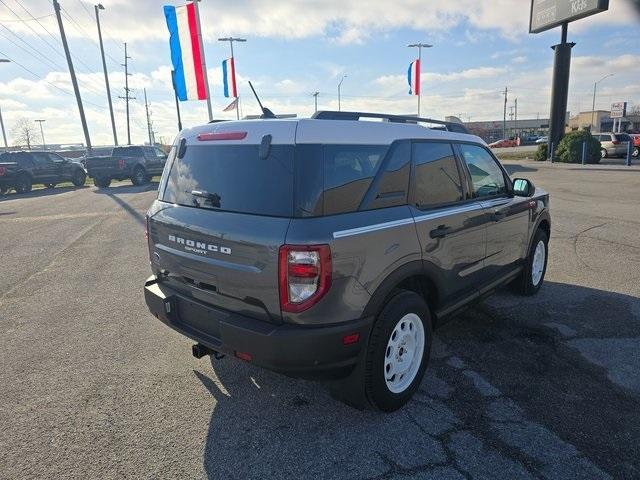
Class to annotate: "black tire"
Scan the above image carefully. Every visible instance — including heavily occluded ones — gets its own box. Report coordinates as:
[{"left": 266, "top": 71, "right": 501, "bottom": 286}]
[
  {"left": 600, "top": 148, "right": 608, "bottom": 159},
  {"left": 364, "top": 290, "right": 432, "bottom": 412},
  {"left": 633, "top": 147, "right": 639, "bottom": 159},
  {"left": 72, "top": 169, "right": 86, "bottom": 187},
  {"left": 93, "top": 176, "right": 112, "bottom": 188},
  {"left": 512, "top": 229, "right": 549, "bottom": 296},
  {"left": 0, "top": 185, "right": 8, "bottom": 195},
  {"left": 14, "top": 174, "right": 32, "bottom": 194},
  {"left": 131, "top": 166, "right": 148, "bottom": 186}
]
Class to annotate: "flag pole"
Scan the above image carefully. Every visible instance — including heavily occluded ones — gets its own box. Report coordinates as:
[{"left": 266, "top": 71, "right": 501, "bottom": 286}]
[
  {"left": 192, "top": 0, "right": 213, "bottom": 121},
  {"left": 417, "top": 45, "right": 421, "bottom": 117},
  {"left": 218, "top": 37, "right": 246, "bottom": 120},
  {"left": 408, "top": 43, "right": 432, "bottom": 118}
]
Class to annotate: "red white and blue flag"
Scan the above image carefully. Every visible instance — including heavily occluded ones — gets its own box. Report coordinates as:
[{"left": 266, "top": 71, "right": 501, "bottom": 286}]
[
  {"left": 222, "top": 57, "right": 238, "bottom": 98},
  {"left": 408, "top": 59, "right": 420, "bottom": 96},
  {"left": 163, "top": 3, "right": 208, "bottom": 101}
]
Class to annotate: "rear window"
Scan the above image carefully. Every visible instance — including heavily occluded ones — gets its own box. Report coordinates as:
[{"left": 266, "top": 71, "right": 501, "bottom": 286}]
[
  {"left": 113, "top": 146, "right": 143, "bottom": 157},
  {"left": 616, "top": 134, "right": 632, "bottom": 142},
  {"left": 161, "top": 144, "right": 294, "bottom": 217}
]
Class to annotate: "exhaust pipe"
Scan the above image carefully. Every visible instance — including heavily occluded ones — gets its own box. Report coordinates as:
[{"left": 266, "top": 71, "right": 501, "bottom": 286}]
[{"left": 192, "top": 343, "right": 225, "bottom": 360}]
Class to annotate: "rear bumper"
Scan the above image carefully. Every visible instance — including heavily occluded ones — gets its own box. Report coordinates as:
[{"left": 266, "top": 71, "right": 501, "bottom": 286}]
[{"left": 144, "top": 276, "right": 372, "bottom": 379}]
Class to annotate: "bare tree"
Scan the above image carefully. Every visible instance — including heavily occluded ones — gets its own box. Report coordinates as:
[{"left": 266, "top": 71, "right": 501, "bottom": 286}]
[{"left": 11, "top": 118, "right": 37, "bottom": 150}]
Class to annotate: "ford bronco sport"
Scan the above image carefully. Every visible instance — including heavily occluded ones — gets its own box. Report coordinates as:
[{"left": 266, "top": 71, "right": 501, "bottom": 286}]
[{"left": 144, "top": 111, "right": 550, "bottom": 412}]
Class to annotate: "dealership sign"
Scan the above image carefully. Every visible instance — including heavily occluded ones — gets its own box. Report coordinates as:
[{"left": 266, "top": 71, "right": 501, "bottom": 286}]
[
  {"left": 610, "top": 102, "right": 627, "bottom": 119},
  {"left": 529, "top": 0, "right": 609, "bottom": 34}
]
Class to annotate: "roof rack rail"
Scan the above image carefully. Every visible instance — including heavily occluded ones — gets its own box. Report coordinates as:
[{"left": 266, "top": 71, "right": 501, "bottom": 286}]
[{"left": 311, "top": 111, "right": 469, "bottom": 134}]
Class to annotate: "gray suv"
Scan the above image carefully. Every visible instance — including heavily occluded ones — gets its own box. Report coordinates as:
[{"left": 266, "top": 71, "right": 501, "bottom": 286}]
[{"left": 144, "top": 111, "right": 550, "bottom": 412}]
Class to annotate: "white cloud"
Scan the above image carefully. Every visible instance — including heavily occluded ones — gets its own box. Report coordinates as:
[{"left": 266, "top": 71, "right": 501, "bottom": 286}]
[{"left": 512, "top": 56, "right": 528, "bottom": 64}]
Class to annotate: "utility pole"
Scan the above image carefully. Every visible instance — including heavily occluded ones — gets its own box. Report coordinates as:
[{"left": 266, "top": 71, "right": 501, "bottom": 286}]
[
  {"left": 338, "top": 75, "right": 347, "bottom": 111},
  {"left": 514, "top": 98, "right": 518, "bottom": 139},
  {"left": 218, "top": 37, "right": 246, "bottom": 121},
  {"left": 502, "top": 86, "right": 508, "bottom": 140},
  {"left": 171, "top": 70, "right": 183, "bottom": 132},
  {"left": 144, "top": 88, "right": 153, "bottom": 146},
  {"left": 53, "top": 0, "right": 92, "bottom": 153},
  {"left": 408, "top": 43, "right": 433, "bottom": 117},
  {"left": 0, "top": 58, "right": 9, "bottom": 150},
  {"left": 35, "top": 119, "right": 46, "bottom": 149},
  {"left": 95, "top": 3, "right": 117, "bottom": 146},
  {"left": 118, "top": 43, "right": 134, "bottom": 145},
  {"left": 312, "top": 91, "right": 319, "bottom": 113}
]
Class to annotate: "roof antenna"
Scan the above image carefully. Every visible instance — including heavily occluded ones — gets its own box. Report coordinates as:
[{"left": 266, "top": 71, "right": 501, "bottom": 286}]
[{"left": 248, "top": 81, "right": 276, "bottom": 119}]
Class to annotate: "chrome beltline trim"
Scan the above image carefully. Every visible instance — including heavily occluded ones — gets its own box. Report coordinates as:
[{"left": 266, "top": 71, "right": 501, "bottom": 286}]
[{"left": 333, "top": 202, "right": 484, "bottom": 239}]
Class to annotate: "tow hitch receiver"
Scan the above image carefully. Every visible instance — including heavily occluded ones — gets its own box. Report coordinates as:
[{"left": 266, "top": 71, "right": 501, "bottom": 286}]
[{"left": 192, "top": 343, "right": 225, "bottom": 360}]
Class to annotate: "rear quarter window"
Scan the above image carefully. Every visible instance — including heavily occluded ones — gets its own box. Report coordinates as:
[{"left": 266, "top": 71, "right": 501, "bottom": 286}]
[{"left": 322, "top": 145, "right": 387, "bottom": 215}]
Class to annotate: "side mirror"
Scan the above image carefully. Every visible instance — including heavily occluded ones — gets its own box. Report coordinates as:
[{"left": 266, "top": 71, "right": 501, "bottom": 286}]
[{"left": 513, "top": 178, "right": 535, "bottom": 197}]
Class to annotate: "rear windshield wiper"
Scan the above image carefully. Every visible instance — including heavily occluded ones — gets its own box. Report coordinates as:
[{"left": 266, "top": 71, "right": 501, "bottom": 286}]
[{"left": 190, "top": 190, "right": 221, "bottom": 208}]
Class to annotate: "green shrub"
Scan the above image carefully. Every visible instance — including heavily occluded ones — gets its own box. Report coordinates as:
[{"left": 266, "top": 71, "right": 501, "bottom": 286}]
[
  {"left": 555, "top": 130, "right": 601, "bottom": 164},
  {"left": 534, "top": 144, "right": 548, "bottom": 162}
]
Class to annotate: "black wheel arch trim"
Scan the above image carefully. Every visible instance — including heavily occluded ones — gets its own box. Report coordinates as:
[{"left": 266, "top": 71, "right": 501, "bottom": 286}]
[{"left": 362, "top": 260, "right": 441, "bottom": 321}]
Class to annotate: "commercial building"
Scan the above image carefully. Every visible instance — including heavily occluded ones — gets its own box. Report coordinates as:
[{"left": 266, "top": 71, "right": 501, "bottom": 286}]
[
  {"left": 463, "top": 117, "right": 551, "bottom": 143},
  {"left": 566, "top": 110, "right": 640, "bottom": 133}
]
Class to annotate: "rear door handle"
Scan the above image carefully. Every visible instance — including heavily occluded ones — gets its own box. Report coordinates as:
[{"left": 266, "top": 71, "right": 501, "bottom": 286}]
[
  {"left": 492, "top": 210, "right": 507, "bottom": 221},
  {"left": 430, "top": 225, "right": 451, "bottom": 239}
]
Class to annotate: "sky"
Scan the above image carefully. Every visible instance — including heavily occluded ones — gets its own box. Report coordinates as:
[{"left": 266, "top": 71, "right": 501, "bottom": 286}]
[{"left": 0, "top": 0, "right": 639, "bottom": 147}]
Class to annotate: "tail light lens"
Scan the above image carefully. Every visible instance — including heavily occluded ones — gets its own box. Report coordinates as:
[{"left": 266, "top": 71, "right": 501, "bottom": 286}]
[
  {"left": 117, "top": 158, "right": 125, "bottom": 169},
  {"left": 0, "top": 166, "right": 5, "bottom": 176},
  {"left": 279, "top": 244, "right": 331, "bottom": 313}
]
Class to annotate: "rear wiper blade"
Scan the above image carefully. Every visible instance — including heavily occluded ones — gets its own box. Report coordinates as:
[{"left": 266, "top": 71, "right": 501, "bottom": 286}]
[{"left": 190, "top": 190, "right": 221, "bottom": 208}]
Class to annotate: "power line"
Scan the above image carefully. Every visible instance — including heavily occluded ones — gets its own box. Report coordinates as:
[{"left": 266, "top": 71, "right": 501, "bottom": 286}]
[
  {"left": 0, "top": 13, "right": 53, "bottom": 22},
  {"left": 0, "top": 25, "right": 67, "bottom": 72},
  {"left": 0, "top": 49, "right": 106, "bottom": 110}
]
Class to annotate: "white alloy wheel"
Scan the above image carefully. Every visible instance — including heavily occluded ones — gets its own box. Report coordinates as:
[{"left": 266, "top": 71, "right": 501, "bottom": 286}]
[
  {"left": 531, "top": 240, "right": 546, "bottom": 287},
  {"left": 384, "top": 313, "right": 425, "bottom": 394}
]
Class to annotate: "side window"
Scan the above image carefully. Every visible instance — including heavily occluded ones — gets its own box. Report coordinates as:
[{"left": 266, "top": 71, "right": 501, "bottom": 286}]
[
  {"left": 154, "top": 147, "right": 167, "bottom": 158},
  {"left": 323, "top": 145, "right": 387, "bottom": 215},
  {"left": 459, "top": 144, "right": 507, "bottom": 198},
  {"left": 31, "top": 153, "right": 52, "bottom": 166},
  {"left": 47, "top": 153, "right": 64, "bottom": 163},
  {"left": 412, "top": 142, "right": 463, "bottom": 208}
]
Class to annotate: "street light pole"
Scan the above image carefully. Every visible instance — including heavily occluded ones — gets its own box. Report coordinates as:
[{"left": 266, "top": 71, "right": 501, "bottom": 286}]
[
  {"left": 0, "top": 58, "right": 10, "bottom": 149},
  {"left": 218, "top": 37, "right": 246, "bottom": 120},
  {"left": 312, "top": 91, "right": 319, "bottom": 113},
  {"left": 338, "top": 75, "right": 347, "bottom": 111},
  {"left": 408, "top": 43, "right": 432, "bottom": 117},
  {"left": 95, "top": 3, "right": 118, "bottom": 146},
  {"left": 591, "top": 73, "right": 614, "bottom": 131},
  {"left": 35, "top": 120, "right": 46, "bottom": 150}
]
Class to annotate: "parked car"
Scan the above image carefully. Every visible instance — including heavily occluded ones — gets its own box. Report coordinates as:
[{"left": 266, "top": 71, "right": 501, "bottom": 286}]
[
  {"left": 628, "top": 134, "right": 640, "bottom": 158},
  {"left": 84, "top": 145, "right": 167, "bottom": 188},
  {"left": 488, "top": 138, "right": 516, "bottom": 148},
  {"left": 593, "top": 132, "right": 632, "bottom": 158},
  {"left": 535, "top": 136, "right": 548, "bottom": 144},
  {"left": 143, "top": 111, "right": 550, "bottom": 412},
  {"left": 0, "top": 150, "right": 86, "bottom": 195}
]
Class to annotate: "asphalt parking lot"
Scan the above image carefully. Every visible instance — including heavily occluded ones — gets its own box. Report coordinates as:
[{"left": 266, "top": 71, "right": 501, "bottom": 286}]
[{"left": 1, "top": 160, "right": 639, "bottom": 479}]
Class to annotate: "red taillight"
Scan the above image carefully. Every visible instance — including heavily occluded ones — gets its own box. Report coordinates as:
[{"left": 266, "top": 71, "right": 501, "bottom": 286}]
[
  {"left": 197, "top": 131, "right": 247, "bottom": 141},
  {"left": 0, "top": 166, "right": 5, "bottom": 176},
  {"left": 117, "top": 158, "right": 125, "bottom": 169},
  {"left": 235, "top": 351, "right": 252, "bottom": 361},
  {"left": 279, "top": 244, "right": 332, "bottom": 313},
  {"left": 612, "top": 140, "right": 620, "bottom": 145},
  {"left": 342, "top": 333, "right": 360, "bottom": 345}
]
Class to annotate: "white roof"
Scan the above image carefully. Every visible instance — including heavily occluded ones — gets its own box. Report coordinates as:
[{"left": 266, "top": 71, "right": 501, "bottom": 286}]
[{"left": 181, "top": 117, "right": 485, "bottom": 146}]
